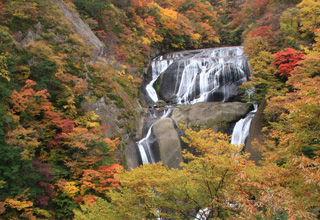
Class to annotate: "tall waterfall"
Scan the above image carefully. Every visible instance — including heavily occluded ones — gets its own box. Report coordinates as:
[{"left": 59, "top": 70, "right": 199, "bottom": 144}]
[{"left": 138, "top": 46, "right": 252, "bottom": 165}]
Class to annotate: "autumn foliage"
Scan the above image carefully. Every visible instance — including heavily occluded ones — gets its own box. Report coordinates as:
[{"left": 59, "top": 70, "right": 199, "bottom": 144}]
[
  {"left": 0, "top": 0, "right": 320, "bottom": 219},
  {"left": 0, "top": 1, "right": 124, "bottom": 216},
  {"left": 75, "top": 126, "right": 320, "bottom": 219},
  {"left": 274, "top": 48, "right": 305, "bottom": 78}
]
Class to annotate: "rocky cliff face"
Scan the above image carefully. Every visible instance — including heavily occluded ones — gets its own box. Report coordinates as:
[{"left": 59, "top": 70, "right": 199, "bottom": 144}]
[
  {"left": 52, "top": 0, "right": 106, "bottom": 60},
  {"left": 245, "top": 101, "right": 266, "bottom": 164},
  {"left": 53, "top": 1, "right": 136, "bottom": 145}
]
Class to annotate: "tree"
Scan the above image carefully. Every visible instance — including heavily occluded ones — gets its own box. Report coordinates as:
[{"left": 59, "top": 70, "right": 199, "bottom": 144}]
[
  {"left": 0, "top": 52, "right": 10, "bottom": 82},
  {"left": 265, "top": 49, "right": 320, "bottom": 159},
  {"left": 279, "top": 8, "right": 300, "bottom": 47},
  {"left": 74, "top": 129, "right": 263, "bottom": 219},
  {"left": 75, "top": 124, "right": 320, "bottom": 219},
  {"left": 274, "top": 48, "right": 305, "bottom": 79},
  {"left": 240, "top": 50, "right": 286, "bottom": 104},
  {"left": 261, "top": 79, "right": 320, "bottom": 217},
  {"left": 297, "top": 0, "right": 320, "bottom": 41},
  {"left": 72, "top": 0, "right": 112, "bottom": 29},
  {"left": 258, "top": 38, "right": 320, "bottom": 218},
  {"left": 7, "top": 80, "right": 65, "bottom": 159}
]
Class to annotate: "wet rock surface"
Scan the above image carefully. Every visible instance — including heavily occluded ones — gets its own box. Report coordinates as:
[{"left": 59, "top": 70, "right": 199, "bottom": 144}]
[
  {"left": 172, "top": 102, "right": 253, "bottom": 132},
  {"left": 152, "top": 118, "right": 183, "bottom": 168}
]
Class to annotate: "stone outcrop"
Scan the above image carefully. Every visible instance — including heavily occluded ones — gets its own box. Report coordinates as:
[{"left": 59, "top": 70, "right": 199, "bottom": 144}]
[
  {"left": 172, "top": 102, "right": 253, "bottom": 133},
  {"left": 155, "top": 62, "right": 183, "bottom": 102},
  {"left": 52, "top": 0, "right": 106, "bottom": 59},
  {"left": 125, "top": 140, "right": 141, "bottom": 169},
  {"left": 154, "top": 100, "right": 167, "bottom": 108},
  {"left": 245, "top": 101, "right": 266, "bottom": 164},
  {"left": 152, "top": 118, "right": 183, "bottom": 168},
  {"left": 82, "top": 97, "right": 127, "bottom": 138}
]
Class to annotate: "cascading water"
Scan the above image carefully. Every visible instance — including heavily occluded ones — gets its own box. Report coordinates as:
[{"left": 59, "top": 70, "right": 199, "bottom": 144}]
[
  {"left": 144, "top": 46, "right": 249, "bottom": 105},
  {"left": 137, "top": 124, "right": 156, "bottom": 165},
  {"left": 138, "top": 46, "right": 251, "bottom": 165},
  {"left": 231, "top": 104, "right": 258, "bottom": 147},
  {"left": 146, "top": 58, "right": 174, "bottom": 103},
  {"left": 136, "top": 107, "right": 173, "bottom": 164}
]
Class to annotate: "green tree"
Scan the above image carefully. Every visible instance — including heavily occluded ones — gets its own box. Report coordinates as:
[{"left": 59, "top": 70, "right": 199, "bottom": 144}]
[{"left": 0, "top": 103, "right": 44, "bottom": 201}]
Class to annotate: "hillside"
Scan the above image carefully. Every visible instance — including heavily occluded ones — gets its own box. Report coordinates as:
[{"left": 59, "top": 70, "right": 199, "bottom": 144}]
[{"left": 0, "top": 0, "right": 319, "bottom": 219}]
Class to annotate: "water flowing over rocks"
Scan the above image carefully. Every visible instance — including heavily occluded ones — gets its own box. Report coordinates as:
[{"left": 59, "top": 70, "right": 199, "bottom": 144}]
[
  {"left": 142, "top": 46, "right": 250, "bottom": 105},
  {"left": 128, "top": 46, "right": 260, "bottom": 169},
  {"left": 231, "top": 104, "right": 257, "bottom": 147}
]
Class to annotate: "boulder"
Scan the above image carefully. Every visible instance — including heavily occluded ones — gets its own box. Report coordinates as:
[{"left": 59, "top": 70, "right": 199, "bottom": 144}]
[
  {"left": 152, "top": 118, "right": 183, "bottom": 168},
  {"left": 156, "top": 61, "right": 185, "bottom": 102},
  {"left": 125, "top": 139, "right": 141, "bottom": 169},
  {"left": 172, "top": 102, "right": 253, "bottom": 133},
  {"left": 155, "top": 100, "right": 167, "bottom": 108},
  {"left": 245, "top": 101, "right": 266, "bottom": 164}
]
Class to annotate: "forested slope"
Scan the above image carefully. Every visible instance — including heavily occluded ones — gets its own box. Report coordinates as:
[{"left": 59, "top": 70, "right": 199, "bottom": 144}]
[{"left": 0, "top": 0, "right": 319, "bottom": 219}]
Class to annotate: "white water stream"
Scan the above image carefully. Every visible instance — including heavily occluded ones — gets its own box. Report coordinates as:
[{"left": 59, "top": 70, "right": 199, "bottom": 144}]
[
  {"left": 137, "top": 107, "right": 173, "bottom": 165},
  {"left": 231, "top": 104, "right": 258, "bottom": 147},
  {"left": 137, "top": 124, "right": 155, "bottom": 165}
]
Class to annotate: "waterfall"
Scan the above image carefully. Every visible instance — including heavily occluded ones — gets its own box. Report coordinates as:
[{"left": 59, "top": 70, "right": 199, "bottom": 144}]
[
  {"left": 145, "top": 52, "right": 184, "bottom": 103},
  {"left": 139, "top": 46, "right": 251, "bottom": 165},
  {"left": 136, "top": 46, "right": 256, "bottom": 219},
  {"left": 136, "top": 107, "right": 173, "bottom": 164},
  {"left": 137, "top": 124, "right": 155, "bottom": 165},
  {"left": 145, "top": 46, "right": 249, "bottom": 105},
  {"left": 231, "top": 104, "right": 258, "bottom": 146},
  {"left": 146, "top": 59, "right": 174, "bottom": 103}
]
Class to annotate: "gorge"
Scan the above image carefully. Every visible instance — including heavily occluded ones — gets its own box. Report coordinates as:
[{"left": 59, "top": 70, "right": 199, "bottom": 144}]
[
  {"left": 129, "top": 46, "right": 256, "bottom": 168},
  {"left": 1, "top": 0, "right": 319, "bottom": 218}
]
